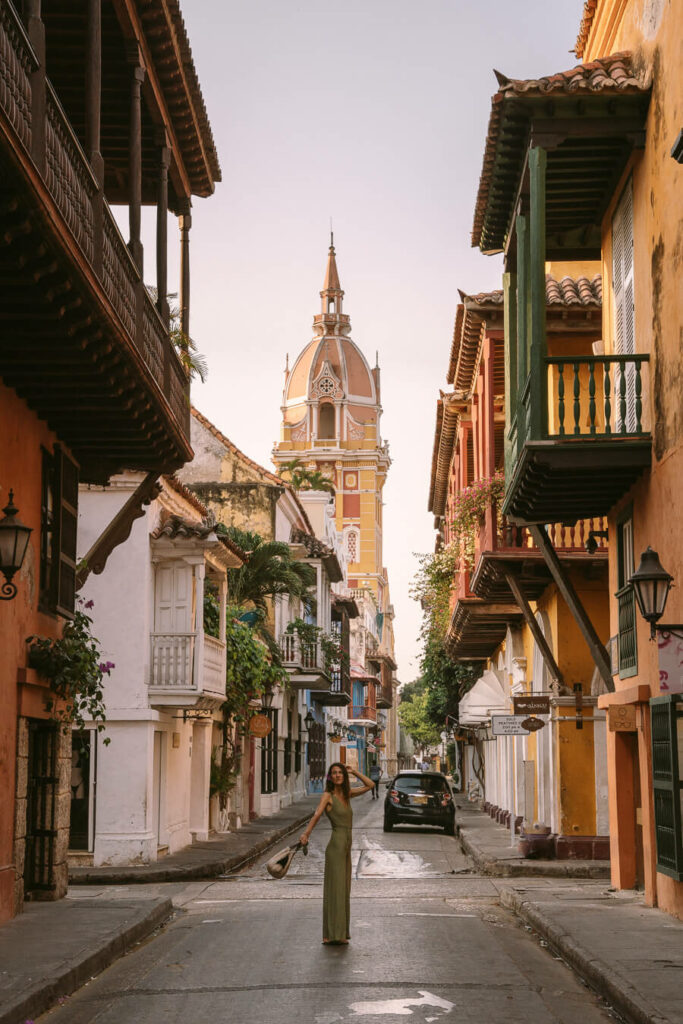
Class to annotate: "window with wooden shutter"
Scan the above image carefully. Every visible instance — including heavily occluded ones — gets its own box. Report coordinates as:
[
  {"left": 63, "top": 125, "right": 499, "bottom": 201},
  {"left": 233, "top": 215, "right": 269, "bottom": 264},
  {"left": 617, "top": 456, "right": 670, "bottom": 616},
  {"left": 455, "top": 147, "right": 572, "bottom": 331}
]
[
  {"left": 612, "top": 178, "right": 636, "bottom": 432},
  {"left": 52, "top": 445, "right": 79, "bottom": 617},
  {"left": 616, "top": 509, "right": 638, "bottom": 677},
  {"left": 650, "top": 695, "right": 683, "bottom": 880}
]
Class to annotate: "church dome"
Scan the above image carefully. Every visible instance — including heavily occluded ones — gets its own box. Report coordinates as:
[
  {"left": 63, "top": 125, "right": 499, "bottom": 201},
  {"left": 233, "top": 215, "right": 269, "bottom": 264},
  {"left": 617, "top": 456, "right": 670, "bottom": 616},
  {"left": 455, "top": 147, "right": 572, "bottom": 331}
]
[
  {"left": 283, "top": 240, "right": 378, "bottom": 415},
  {"left": 285, "top": 336, "right": 376, "bottom": 405}
]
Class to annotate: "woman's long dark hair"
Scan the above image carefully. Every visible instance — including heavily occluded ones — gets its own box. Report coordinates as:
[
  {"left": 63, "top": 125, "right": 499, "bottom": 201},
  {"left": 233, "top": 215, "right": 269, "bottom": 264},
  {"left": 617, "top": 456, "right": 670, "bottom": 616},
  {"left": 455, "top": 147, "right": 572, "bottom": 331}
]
[{"left": 325, "top": 762, "right": 350, "bottom": 799}]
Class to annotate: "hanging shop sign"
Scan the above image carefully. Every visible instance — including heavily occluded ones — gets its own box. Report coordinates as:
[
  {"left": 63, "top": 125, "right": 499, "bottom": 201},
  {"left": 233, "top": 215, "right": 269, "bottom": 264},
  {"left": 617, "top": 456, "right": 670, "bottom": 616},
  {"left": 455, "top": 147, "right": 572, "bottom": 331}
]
[
  {"left": 249, "top": 714, "right": 273, "bottom": 738},
  {"left": 513, "top": 695, "right": 550, "bottom": 715},
  {"left": 607, "top": 704, "right": 637, "bottom": 732},
  {"left": 492, "top": 715, "right": 545, "bottom": 736}
]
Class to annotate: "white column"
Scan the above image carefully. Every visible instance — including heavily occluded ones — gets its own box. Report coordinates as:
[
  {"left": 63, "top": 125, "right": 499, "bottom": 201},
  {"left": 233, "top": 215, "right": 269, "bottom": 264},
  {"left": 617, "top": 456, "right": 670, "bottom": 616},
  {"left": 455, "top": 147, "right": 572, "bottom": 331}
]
[
  {"left": 193, "top": 562, "right": 206, "bottom": 691},
  {"left": 189, "top": 721, "right": 212, "bottom": 841},
  {"left": 218, "top": 574, "right": 227, "bottom": 644}
]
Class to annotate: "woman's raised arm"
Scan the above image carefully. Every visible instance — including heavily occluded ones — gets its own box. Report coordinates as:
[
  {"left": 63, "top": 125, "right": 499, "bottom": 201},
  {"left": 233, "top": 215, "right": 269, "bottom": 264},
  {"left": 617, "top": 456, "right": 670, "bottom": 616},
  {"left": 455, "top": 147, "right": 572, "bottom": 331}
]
[{"left": 347, "top": 767, "right": 374, "bottom": 797}]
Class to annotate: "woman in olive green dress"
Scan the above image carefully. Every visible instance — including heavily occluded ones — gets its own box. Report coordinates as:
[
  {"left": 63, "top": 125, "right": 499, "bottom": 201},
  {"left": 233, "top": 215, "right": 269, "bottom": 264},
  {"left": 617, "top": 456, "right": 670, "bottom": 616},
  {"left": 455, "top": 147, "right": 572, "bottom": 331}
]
[{"left": 300, "top": 762, "right": 374, "bottom": 944}]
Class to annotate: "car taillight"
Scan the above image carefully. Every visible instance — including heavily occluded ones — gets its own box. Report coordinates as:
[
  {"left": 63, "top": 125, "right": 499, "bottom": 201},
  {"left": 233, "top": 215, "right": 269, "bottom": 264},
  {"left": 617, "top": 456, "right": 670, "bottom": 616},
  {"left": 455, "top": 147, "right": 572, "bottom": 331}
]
[
  {"left": 441, "top": 794, "right": 452, "bottom": 806},
  {"left": 390, "top": 789, "right": 400, "bottom": 805}
]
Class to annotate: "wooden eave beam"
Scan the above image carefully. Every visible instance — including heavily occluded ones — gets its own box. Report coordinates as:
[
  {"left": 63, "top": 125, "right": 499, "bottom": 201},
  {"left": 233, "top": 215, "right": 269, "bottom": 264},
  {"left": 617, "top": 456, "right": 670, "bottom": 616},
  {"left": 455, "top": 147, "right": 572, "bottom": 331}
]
[
  {"left": 529, "top": 524, "right": 613, "bottom": 692},
  {"left": 111, "top": 0, "right": 193, "bottom": 201},
  {"left": 503, "top": 567, "right": 565, "bottom": 692}
]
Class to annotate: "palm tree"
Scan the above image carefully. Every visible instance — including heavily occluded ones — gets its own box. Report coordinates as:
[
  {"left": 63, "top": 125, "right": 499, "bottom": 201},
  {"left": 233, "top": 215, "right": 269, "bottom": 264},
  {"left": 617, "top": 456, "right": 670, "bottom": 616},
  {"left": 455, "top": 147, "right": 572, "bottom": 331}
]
[
  {"left": 221, "top": 526, "right": 316, "bottom": 610},
  {"left": 279, "top": 458, "right": 335, "bottom": 494}
]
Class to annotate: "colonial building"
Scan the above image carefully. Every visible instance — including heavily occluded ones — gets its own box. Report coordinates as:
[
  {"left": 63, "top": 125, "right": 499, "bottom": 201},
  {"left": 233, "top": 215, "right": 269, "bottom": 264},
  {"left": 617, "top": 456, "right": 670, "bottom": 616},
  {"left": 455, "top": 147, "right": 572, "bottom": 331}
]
[
  {"left": 432, "top": 281, "right": 611, "bottom": 858},
  {"left": 74, "top": 476, "right": 242, "bottom": 866},
  {"left": 272, "top": 241, "right": 398, "bottom": 776},
  {"left": 0, "top": 0, "right": 218, "bottom": 921},
  {"left": 469, "top": 0, "right": 682, "bottom": 916}
]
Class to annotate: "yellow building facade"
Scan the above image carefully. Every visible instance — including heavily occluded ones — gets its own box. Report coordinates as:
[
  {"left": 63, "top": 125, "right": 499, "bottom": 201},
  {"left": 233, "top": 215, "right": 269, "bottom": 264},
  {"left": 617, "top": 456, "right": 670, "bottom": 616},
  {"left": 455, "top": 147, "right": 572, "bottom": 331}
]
[{"left": 273, "top": 240, "right": 391, "bottom": 612}]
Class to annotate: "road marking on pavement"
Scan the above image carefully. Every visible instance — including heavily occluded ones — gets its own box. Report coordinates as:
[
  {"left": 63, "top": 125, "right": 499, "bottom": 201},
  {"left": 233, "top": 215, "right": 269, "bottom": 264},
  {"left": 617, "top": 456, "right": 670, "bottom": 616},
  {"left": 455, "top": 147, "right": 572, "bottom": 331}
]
[
  {"left": 348, "top": 991, "right": 455, "bottom": 1017},
  {"left": 396, "top": 912, "right": 476, "bottom": 918}
]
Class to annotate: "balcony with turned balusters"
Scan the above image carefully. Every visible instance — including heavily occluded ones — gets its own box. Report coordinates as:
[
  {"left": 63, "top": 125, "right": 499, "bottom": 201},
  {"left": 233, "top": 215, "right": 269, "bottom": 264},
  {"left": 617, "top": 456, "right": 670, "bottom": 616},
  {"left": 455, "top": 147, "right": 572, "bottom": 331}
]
[{"left": 447, "top": 499, "right": 609, "bottom": 661}]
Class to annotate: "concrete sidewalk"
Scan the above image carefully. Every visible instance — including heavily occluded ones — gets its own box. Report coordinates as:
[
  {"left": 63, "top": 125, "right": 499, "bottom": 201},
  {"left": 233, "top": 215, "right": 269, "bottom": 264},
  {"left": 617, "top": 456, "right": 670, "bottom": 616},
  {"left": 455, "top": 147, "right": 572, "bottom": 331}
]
[
  {"left": 70, "top": 794, "right": 320, "bottom": 884},
  {"left": 0, "top": 896, "right": 172, "bottom": 1024},
  {"left": 499, "top": 882, "right": 683, "bottom": 1024},
  {"left": 0, "top": 795, "right": 318, "bottom": 1024},
  {"left": 455, "top": 795, "right": 610, "bottom": 878},
  {"left": 454, "top": 798, "right": 683, "bottom": 1024}
]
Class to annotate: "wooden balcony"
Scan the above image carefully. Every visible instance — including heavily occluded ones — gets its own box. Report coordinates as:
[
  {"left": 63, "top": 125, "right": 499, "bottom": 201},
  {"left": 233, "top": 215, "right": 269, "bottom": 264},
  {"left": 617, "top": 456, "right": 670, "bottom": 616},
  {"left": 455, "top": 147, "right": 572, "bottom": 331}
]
[
  {"left": 0, "top": 4, "right": 191, "bottom": 483},
  {"left": 348, "top": 704, "right": 377, "bottom": 725},
  {"left": 279, "top": 633, "right": 331, "bottom": 690},
  {"left": 505, "top": 353, "right": 651, "bottom": 522},
  {"left": 447, "top": 502, "right": 608, "bottom": 660},
  {"left": 310, "top": 666, "right": 352, "bottom": 707},
  {"left": 471, "top": 504, "right": 608, "bottom": 603},
  {"left": 148, "top": 632, "right": 226, "bottom": 709}
]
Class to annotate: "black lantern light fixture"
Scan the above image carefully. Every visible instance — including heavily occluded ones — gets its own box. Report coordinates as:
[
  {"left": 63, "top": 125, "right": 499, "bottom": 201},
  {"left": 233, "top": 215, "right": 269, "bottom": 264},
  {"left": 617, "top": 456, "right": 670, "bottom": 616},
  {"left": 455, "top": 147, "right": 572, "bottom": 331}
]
[
  {"left": 303, "top": 709, "right": 315, "bottom": 734},
  {"left": 261, "top": 687, "right": 275, "bottom": 710},
  {"left": 629, "top": 547, "right": 679, "bottom": 640},
  {"left": 0, "top": 491, "right": 32, "bottom": 601}
]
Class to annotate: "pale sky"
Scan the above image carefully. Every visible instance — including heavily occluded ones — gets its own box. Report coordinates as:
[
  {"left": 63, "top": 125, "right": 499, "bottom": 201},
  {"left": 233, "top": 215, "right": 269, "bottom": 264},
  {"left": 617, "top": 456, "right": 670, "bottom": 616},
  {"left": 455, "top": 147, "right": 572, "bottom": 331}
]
[{"left": 148, "top": 0, "right": 586, "bottom": 681}]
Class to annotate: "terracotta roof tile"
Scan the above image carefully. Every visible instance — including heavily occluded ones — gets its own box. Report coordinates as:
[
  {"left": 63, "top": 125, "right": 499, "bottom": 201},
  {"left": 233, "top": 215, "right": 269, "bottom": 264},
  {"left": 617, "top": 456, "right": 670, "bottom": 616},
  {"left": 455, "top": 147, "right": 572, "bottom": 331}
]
[
  {"left": 153, "top": 512, "right": 216, "bottom": 541},
  {"left": 575, "top": 0, "right": 599, "bottom": 59},
  {"left": 162, "top": 474, "right": 208, "bottom": 516},
  {"left": 472, "top": 53, "right": 647, "bottom": 252},
  {"left": 545, "top": 274, "right": 602, "bottom": 306}
]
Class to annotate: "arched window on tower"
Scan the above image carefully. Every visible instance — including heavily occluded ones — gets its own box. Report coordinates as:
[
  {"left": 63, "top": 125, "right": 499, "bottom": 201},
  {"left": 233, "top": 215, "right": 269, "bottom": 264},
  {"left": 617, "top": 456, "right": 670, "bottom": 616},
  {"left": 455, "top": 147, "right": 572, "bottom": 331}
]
[
  {"left": 319, "top": 403, "right": 335, "bottom": 439},
  {"left": 328, "top": 298, "right": 336, "bottom": 313}
]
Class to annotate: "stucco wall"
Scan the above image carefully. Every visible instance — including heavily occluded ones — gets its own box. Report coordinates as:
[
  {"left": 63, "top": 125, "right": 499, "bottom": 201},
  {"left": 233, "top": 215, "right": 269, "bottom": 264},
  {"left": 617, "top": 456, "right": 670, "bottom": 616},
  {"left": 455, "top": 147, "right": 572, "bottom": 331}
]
[{"left": 0, "top": 381, "right": 72, "bottom": 920}]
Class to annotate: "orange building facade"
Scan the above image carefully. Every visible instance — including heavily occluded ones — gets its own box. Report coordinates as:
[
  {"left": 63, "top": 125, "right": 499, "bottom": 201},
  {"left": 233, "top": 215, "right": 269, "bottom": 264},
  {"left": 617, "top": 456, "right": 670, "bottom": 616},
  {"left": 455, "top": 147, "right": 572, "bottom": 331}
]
[{"left": 468, "top": 0, "right": 682, "bottom": 916}]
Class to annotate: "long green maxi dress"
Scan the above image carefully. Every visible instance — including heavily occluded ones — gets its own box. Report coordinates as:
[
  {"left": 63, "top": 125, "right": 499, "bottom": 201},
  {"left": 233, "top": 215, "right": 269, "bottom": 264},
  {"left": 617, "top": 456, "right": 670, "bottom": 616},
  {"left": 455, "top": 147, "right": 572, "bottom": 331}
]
[{"left": 323, "top": 793, "right": 352, "bottom": 942}]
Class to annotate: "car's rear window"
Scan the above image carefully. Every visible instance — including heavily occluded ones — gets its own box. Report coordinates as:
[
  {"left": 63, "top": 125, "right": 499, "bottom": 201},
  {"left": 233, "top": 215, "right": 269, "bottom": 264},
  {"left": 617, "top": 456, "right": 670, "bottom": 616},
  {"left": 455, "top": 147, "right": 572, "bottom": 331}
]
[{"left": 394, "top": 775, "right": 448, "bottom": 794}]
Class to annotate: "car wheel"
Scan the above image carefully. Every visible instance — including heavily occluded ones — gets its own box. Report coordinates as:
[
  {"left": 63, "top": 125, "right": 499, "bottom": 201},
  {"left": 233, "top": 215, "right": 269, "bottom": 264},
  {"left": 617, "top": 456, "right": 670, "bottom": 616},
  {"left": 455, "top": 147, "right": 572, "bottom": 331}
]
[
  {"left": 444, "top": 819, "right": 455, "bottom": 836},
  {"left": 383, "top": 818, "right": 394, "bottom": 832}
]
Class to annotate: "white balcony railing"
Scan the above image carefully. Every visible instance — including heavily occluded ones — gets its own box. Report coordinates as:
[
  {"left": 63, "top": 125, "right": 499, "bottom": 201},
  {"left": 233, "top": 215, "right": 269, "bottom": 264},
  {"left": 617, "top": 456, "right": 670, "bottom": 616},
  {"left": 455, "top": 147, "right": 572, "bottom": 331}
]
[
  {"left": 149, "top": 631, "right": 226, "bottom": 700},
  {"left": 279, "top": 634, "right": 326, "bottom": 673}
]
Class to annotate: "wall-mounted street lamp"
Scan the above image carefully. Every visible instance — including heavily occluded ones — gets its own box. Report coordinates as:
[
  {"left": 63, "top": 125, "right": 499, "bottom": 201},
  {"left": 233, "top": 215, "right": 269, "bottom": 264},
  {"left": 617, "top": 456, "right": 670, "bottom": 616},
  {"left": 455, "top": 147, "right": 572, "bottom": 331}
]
[
  {"left": 261, "top": 687, "right": 275, "bottom": 710},
  {"left": 0, "top": 491, "right": 32, "bottom": 601},
  {"left": 303, "top": 710, "right": 315, "bottom": 735},
  {"left": 629, "top": 547, "right": 681, "bottom": 640}
]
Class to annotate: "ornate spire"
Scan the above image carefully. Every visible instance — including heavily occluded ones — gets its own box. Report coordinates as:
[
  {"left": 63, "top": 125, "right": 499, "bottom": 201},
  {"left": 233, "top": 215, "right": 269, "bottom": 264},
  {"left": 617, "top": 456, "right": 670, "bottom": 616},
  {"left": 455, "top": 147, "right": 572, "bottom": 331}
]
[{"left": 320, "top": 234, "right": 344, "bottom": 314}]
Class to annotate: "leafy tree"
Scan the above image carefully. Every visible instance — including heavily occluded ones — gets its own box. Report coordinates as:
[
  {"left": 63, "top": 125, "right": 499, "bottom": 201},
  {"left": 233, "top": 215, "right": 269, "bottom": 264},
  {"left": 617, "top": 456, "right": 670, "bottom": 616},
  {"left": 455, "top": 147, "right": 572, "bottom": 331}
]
[
  {"left": 397, "top": 689, "right": 441, "bottom": 749},
  {"left": 220, "top": 526, "right": 316, "bottom": 611},
  {"left": 279, "top": 458, "right": 335, "bottom": 494}
]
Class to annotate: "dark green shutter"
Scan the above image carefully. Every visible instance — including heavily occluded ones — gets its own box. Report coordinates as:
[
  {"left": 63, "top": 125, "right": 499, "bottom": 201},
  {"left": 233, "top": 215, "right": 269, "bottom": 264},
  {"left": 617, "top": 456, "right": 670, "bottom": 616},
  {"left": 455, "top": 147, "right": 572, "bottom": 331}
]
[
  {"left": 52, "top": 445, "right": 79, "bottom": 617},
  {"left": 650, "top": 695, "right": 683, "bottom": 881}
]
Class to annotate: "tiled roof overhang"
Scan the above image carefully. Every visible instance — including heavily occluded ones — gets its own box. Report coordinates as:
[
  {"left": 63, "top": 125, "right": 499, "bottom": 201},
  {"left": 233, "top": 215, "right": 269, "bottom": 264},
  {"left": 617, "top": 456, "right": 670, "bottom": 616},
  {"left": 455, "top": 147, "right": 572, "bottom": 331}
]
[
  {"left": 575, "top": 0, "right": 598, "bottom": 59},
  {"left": 138, "top": 0, "right": 221, "bottom": 194},
  {"left": 471, "top": 53, "right": 650, "bottom": 258},
  {"left": 428, "top": 392, "right": 467, "bottom": 518}
]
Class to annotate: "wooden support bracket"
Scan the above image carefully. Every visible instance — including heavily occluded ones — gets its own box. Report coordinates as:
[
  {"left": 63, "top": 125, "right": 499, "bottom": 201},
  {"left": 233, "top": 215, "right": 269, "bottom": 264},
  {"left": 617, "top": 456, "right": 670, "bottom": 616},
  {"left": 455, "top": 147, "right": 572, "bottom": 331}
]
[
  {"left": 76, "top": 472, "right": 161, "bottom": 590},
  {"left": 502, "top": 568, "right": 566, "bottom": 694},
  {"left": 529, "top": 524, "right": 614, "bottom": 692}
]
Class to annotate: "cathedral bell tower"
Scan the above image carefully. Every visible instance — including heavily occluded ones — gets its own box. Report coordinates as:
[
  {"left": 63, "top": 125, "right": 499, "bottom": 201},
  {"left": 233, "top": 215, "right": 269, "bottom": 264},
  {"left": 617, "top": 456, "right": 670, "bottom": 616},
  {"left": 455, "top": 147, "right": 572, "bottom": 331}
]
[{"left": 273, "top": 239, "right": 390, "bottom": 602}]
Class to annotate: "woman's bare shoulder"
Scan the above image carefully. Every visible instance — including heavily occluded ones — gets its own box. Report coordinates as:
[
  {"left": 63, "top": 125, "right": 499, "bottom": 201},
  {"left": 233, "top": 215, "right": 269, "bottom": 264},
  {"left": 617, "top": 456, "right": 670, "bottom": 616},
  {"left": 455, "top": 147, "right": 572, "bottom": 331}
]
[{"left": 317, "top": 791, "right": 333, "bottom": 810}]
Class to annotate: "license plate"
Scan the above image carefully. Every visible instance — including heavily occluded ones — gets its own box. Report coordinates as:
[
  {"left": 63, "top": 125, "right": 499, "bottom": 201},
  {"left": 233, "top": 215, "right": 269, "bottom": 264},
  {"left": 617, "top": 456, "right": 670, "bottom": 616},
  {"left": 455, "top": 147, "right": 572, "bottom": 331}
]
[{"left": 411, "top": 795, "right": 428, "bottom": 805}]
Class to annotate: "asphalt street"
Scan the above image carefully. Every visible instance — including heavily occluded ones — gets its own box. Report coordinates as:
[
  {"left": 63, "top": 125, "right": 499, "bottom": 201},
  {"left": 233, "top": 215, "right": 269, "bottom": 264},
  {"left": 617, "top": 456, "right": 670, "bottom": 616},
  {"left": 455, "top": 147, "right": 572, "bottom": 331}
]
[{"left": 39, "top": 795, "right": 622, "bottom": 1024}]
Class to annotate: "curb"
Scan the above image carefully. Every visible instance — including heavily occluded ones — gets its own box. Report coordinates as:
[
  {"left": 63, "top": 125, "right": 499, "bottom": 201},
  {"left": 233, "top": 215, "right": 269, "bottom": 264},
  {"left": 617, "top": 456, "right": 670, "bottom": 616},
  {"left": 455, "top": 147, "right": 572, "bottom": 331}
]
[
  {"left": 500, "top": 889, "right": 670, "bottom": 1024},
  {"left": 69, "top": 812, "right": 312, "bottom": 885},
  {"left": 457, "top": 825, "right": 610, "bottom": 879},
  {"left": 0, "top": 897, "right": 173, "bottom": 1024}
]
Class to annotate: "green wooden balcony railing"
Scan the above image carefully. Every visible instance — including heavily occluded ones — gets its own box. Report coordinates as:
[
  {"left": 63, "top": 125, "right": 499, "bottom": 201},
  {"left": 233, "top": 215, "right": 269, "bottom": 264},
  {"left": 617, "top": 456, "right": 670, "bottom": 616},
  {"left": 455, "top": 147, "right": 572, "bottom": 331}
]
[{"left": 508, "top": 354, "right": 650, "bottom": 466}]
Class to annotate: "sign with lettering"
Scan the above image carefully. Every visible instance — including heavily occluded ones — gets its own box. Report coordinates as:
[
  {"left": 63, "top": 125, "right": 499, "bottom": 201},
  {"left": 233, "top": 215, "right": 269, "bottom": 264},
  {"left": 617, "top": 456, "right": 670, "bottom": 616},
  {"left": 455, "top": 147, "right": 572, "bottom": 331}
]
[
  {"left": 607, "top": 705, "right": 637, "bottom": 732},
  {"left": 521, "top": 716, "right": 545, "bottom": 732},
  {"left": 657, "top": 630, "right": 683, "bottom": 694},
  {"left": 492, "top": 715, "right": 540, "bottom": 736},
  {"left": 513, "top": 696, "right": 550, "bottom": 715},
  {"left": 248, "top": 714, "right": 272, "bottom": 738}
]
